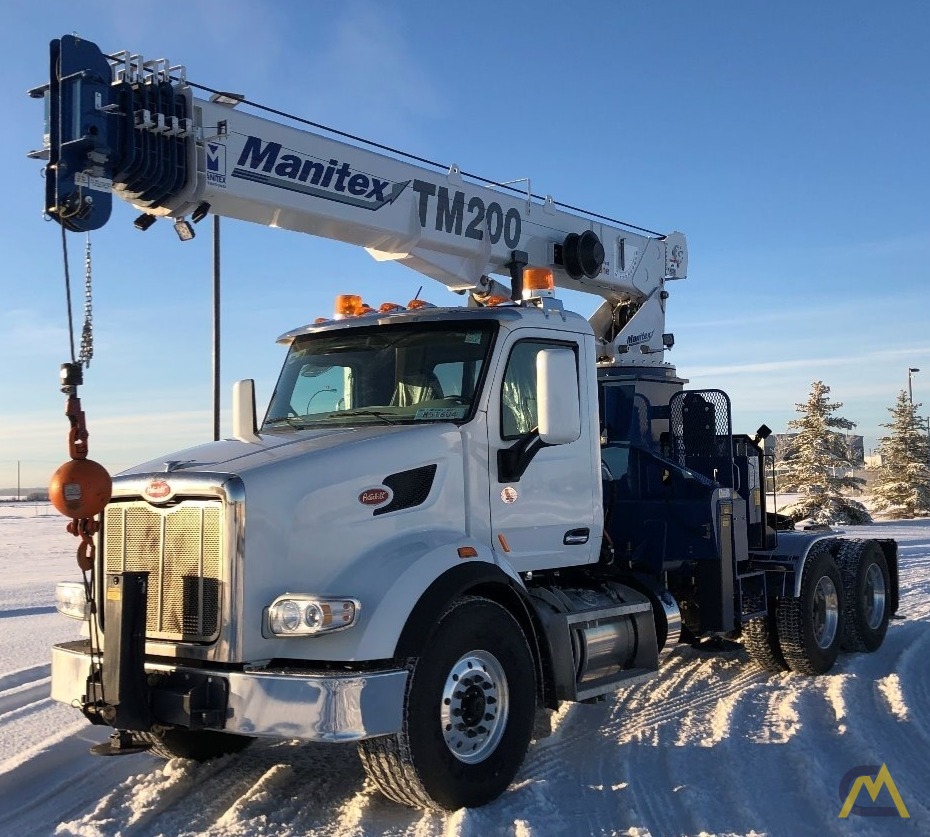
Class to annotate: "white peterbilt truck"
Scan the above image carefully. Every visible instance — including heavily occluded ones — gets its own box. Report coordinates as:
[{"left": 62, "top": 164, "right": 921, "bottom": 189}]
[{"left": 33, "top": 35, "right": 898, "bottom": 811}]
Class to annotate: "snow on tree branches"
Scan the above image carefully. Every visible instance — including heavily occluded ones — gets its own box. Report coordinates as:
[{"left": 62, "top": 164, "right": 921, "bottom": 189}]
[
  {"left": 869, "top": 391, "right": 930, "bottom": 518},
  {"left": 777, "top": 380, "right": 871, "bottom": 524}
]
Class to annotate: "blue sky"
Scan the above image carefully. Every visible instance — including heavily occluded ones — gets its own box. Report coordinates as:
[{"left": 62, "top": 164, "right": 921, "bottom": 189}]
[{"left": 2, "top": 0, "right": 929, "bottom": 488}]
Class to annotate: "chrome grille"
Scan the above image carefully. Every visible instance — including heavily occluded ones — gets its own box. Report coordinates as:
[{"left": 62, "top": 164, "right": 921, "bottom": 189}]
[{"left": 103, "top": 501, "right": 223, "bottom": 641}]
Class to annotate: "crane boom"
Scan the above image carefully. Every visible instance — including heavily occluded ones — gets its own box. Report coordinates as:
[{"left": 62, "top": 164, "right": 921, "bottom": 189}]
[{"left": 31, "top": 35, "right": 687, "bottom": 360}]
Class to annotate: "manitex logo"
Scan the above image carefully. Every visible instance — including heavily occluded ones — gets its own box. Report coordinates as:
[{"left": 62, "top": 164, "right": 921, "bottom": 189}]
[
  {"left": 233, "top": 136, "right": 409, "bottom": 210},
  {"left": 626, "top": 329, "right": 654, "bottom": 347},
  {"left": 206, "top": 142, "right": 226, "bottom": 186},
  {"left": 838, "top": 764, "right": 909, "bottom": 818}
]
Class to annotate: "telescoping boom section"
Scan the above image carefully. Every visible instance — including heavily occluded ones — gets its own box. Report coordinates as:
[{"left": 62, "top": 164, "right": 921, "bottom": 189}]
[{"left": 33, "top": 35, "right": 686, "bottom": 361}]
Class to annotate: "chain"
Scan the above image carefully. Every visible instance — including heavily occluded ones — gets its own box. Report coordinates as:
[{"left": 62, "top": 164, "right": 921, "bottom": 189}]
[{"left": 79, "top": 233, "right": 94, "bottom": 367}]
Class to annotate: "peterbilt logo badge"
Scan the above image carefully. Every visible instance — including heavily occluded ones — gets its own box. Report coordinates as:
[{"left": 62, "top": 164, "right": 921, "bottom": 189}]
[
  {"left": 359, "top": 487, "right": 392, "bottom": 507},
  {"left": 144, "top": 479, "right": 171, "bottom": 501}
]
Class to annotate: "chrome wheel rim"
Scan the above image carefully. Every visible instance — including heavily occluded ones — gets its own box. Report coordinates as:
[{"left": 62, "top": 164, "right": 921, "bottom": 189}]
[
  {"left": 812, "top": 575, "right": 840, "bottom": 649},
  {"left": 440, "top": 651, "right": 509, "bottom": 764},
  {"left": 864, "top": 562, "right": 887, "bottom": 630}
]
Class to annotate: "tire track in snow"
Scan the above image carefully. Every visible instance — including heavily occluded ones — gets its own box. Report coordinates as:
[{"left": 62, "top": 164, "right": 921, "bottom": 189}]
[
  {"left": 521, "top": 648, "right": 773, "bottom": 835},
  {"left": 0, "top": 663, "right": 50, "bottom": 693},
  {"left": 0, "top": 676, "right": 49, "bottom": 718},
  {"left": 0, "top": 605, "right": 57, "bottom": 619},
  {"left": 610, "top": 649, "right": 765, "bottom": 746},
  {"left": 810, "top": 632, "right": 930, "bottom": 827},
  {"left": 727, "top": 635, "right": 928, "bottom": 834},
  {"left": 635, "top": 676, "right": 829, "bottom": 835},
  {"left": 208, "top": 762, "right": 299, "bottom": 834},
  {"left": 72, "top": 739, "right": 379, "bottom": 837},
  {"left": 147, "top": 749, "right": 299, "bottom": 837},
  {"left": 621, "top": 655, "right": 794, "bottom": 834},
  {"left": 748, "top": 683, "right": 801, "bottom": 743},
  {"left": 57, "top": 750, "right": 239, "bottom": 836},
  {"left": 511, "top": 699, "right": 634, "bottom": 835},
  {"left": 0, "top": 721, "right": 131, "bottom": 836}
]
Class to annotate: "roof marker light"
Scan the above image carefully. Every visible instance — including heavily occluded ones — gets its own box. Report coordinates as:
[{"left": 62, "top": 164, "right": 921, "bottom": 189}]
[
  {"left": 407, "top": 299, "right": 436, "bottom": 310},
  {"left": 379, "top": 302, "right": 405, "bottom": 313},
  {"left": 523, "top": 267, "right": 555, "bottom": 297},
  {"left": 334, "top": 294, "right": 362, "bottom": 319}
]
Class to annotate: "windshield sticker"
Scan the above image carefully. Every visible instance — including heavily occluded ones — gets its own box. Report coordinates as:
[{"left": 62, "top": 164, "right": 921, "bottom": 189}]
[
  {"left": 414, "top": 407, "right": 469, "bottom": 420},
  {"left": 464, "top": 331, "right": 483, "bottom": 344}
]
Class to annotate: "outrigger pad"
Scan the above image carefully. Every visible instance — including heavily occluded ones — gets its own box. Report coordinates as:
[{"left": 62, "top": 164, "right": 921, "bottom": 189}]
[{"left": 90, "top": 730, "right": 152, "bottom": 757}]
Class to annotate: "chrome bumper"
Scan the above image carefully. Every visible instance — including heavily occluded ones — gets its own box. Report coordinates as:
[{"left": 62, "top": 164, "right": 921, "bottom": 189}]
[{"left": 51, "top": 640, "right": 408, "bottom": 742}]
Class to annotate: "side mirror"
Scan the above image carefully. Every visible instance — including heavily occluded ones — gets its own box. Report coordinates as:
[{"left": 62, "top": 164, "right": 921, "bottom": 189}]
[
  {"left": 537, "top": 348, "right": 581, "bottom": 445},
  {"left": 232, "top": 379, "right": 261, "bottom": 443}
]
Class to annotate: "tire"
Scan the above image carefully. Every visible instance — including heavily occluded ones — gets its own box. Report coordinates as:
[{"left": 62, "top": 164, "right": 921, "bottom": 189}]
[
  {"left": 836, "top": 540, "right": 890, "bottom": 652},
  {"left": 776, "top": 546, "right": 844, "bottom": 675},
  {"left": 358, "top": 596, "right": 536, "bottom": 810},
  {"left": 743, "top": 610, "right": 788, "bottom": 672},
  {"left": 139, "top": 728, "right": 254, "bottom": 761}
]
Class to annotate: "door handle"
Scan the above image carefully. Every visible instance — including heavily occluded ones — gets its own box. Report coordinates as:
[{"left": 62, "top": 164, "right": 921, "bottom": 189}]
[{"left": 563, "top": 528, "right": 590, "bottom": 545}]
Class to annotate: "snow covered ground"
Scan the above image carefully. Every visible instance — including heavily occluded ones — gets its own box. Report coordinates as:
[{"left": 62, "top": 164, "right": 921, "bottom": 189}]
[{"left": 0, "top": 502, "right": 926, "bottom": 836}]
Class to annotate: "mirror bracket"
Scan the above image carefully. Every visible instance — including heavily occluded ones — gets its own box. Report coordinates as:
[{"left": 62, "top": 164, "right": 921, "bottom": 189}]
[{"left": 497, "top": 431, "right": 550, "bottom": 482}]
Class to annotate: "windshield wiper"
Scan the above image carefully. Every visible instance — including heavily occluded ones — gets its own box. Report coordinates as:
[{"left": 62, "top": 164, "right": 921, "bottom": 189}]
[{"left": 331, "top": 409, "right": 399, "bottom": 425}]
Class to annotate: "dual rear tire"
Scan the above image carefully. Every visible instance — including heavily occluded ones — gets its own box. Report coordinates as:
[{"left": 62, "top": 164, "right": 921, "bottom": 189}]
[
  {"left": 836, "top": 540, "right": 891, "bottom": 652},
  {"left": 776, "top": 547, "right": 844, "bottom": 674},
  {"left": 745, "top": 540, "right": 891, "bottom": 674}
]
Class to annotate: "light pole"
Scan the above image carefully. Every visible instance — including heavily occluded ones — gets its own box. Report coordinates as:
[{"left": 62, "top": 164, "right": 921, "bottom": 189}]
[
  {"left": 908, "top": 367, "right": 920, "bottom": 403},
  {"left": 213, "top": 215, "right": 221, "bottom": 442}
]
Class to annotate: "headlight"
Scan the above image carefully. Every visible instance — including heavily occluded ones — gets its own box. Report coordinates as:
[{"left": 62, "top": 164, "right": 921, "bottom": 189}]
[
  {"left": 267, "top": 595, "right": 360, "bottom": 636},
  {"left": 55, "top": 582, "right": 91, "bottom": 621}
]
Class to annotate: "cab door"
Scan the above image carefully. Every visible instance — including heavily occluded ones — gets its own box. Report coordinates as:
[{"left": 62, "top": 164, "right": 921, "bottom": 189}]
[{"left": 488, "top": 334, "right": 600, "bottom": 573}]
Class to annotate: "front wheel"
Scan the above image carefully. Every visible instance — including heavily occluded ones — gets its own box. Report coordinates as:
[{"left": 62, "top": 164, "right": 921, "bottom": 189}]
[{"left": 358, "top": 596, "right": 536, "bottom": 810}]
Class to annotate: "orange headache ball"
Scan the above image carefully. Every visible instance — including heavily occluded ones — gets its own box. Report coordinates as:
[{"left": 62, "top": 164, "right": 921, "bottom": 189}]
[{"left": 49, "top": 459, "right": 112, "bottom": 519}]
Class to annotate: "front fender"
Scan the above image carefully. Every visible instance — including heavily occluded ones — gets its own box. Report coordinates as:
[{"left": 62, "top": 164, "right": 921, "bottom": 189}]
[
  {"left": 327, "top": 532, "right": 524, "bottom": 660},
  {"left": 392, "top": 560, "right": 531, "bottom": 658}
]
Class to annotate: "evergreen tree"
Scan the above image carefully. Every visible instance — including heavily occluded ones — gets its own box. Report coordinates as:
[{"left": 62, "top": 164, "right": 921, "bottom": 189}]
[
  {"left": 869, "top": 391, "right": 930, "bottom": 518},
  {"left": 777, "top": 380, "right": 871, "bottom": 524}
]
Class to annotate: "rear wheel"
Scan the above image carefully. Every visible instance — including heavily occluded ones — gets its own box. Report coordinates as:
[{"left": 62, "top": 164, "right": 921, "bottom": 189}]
[
  {"left": 743, "top": 609, "right": 788, "bottom": 672},
  {"left": 139, "top": 729, "right": 254, "bottom": 761},
  {"left": 837, "top": 540, "right": 890, "bottom": 652},
  {"left": 358, "top": 596, "right": 536, "bottom": 810},
  {"left": 776, "top": 546, "right": 844, "bottom": 675}
]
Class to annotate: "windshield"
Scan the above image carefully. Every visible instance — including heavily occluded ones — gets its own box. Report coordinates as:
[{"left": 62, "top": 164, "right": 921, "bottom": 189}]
[{"left": 263, "top": 320, "right": 497, "bottom": 429}]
